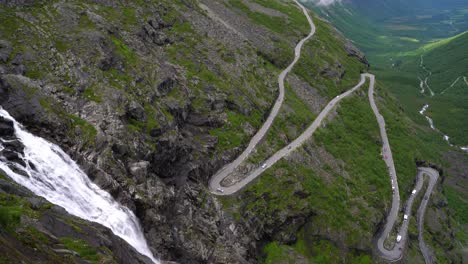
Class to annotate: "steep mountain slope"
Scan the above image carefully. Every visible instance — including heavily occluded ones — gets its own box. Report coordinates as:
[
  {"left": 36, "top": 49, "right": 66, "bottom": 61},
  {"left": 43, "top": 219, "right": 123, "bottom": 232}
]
[
  {"left": 0, "top": 0, "right": 463, "bottom": 263},
  {"left": 300, "top": 1, "right": 468, "bottom": 262},
  {"left": 392, "top": 31, "right": 468, "bottom": 146},
  {"left": 304, "top": 0, "right": 468, "bottom": 146},
  {"left": 0, "top": 0, "right": 366, "bottom": 262},
  {"left": 0, "top": 172, "right": 150, "bottom": 264},
  {"left": 304, "top": 0, "right": 468, "bottom": 58}
]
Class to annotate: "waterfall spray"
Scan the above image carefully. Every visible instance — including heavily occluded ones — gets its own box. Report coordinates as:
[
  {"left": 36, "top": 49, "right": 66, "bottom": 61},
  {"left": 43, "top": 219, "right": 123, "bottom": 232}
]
[{"left": 0, "top": 108, "right": 159, "bottom": 264}]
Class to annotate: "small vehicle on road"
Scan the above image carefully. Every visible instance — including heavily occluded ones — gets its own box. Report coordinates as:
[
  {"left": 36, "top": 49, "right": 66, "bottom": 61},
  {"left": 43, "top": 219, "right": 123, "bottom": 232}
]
[
  {"left": 396, "top": 235, "right": 402, "bottom": 243},
  {"left": 288, "top": 146, "right": 292, "bottom": 150},
  {"left": 216, "top": 188, "right": 224, "bottom": 193},
  {"left": 412, "top": 189, "right": 416, "bottom": 195},
  {"left": 403, "top": 214, "right": 408, "bottom": 221},
  {"left": 261, "top": 163, "right": 267, "bottom": 169}
]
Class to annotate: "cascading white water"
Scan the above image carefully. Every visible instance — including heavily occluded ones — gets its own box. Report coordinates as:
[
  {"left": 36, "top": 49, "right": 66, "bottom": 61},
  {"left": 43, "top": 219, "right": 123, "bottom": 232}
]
[
  {"left": 0, "top": 108, "right": 159, "bottom": 264},
  {"left": 419, "top": 104, "right": 435, "bottom": 130},
  {"left": 418, "top": 105, "right": 467, "bottom": 149}
]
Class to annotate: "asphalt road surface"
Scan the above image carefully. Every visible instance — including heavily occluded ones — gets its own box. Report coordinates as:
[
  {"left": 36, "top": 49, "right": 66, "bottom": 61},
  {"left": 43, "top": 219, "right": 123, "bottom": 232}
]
[
  {"left": 210, "top": 73, "right": 368, "bottom": 195},
  {"left": 210, "top": 72, "right": 438, "bottom": 262},
  {"left": 371, "top": 75, "right": 439, "bottom": 263},
  {"left": 417, "top": 167, "right": 439, "bottom": 264},
  {"left": 209, "top": 0, "right": 316, "bottom": 194},
  {"left": 208, "top": 2, "right": 439, "bottom": 263}
]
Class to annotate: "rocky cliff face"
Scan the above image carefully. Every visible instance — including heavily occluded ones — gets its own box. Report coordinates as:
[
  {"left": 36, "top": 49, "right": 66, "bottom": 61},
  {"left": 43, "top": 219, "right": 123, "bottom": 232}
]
[
  {"left": 0, "top": 0, "right": 370, "bottom": 263},
  {"left": 0, "top": 172, "right": 153, "bottom": 264}
]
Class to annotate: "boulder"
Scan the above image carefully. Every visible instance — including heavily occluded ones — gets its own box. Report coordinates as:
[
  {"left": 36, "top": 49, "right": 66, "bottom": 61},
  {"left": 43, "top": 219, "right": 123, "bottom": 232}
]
[
  {"left": 129, "top": 161, "right": 150, "bottom": 183},
  {"left": 0, "top": 149, "right": 26, "bottom": 167},
  {"left": 0, "top": 40, "right": 12, "bottom": 63},
  {"left": 157, "top": 78, "right": 177, "bottom": 95},
  {"left": 139, "top": 18, "right": 173, "bottom": 46},
  {"left": 0, "top": 116, "right": 15, "bottom": 137},
  {"left": 344, "top": 42, "right": 369, "bottom": 66},
  {"left": 28, "top": 196, "right": 49, "bottom": 210},
  {"left": 2, "top": 139, "right": 25, "bottom": 154},
  {"left": 126, "top": 101, "right": 146, "bottom": 121}
]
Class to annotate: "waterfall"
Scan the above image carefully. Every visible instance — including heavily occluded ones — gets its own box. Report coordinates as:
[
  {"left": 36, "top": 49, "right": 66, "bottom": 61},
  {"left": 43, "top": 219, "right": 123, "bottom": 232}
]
[
  {"left": 419, "top": 104, "right": 435, "bottom": 130},
  {"left": 0, "top": 108, "right": 159, "bottom": 264}
]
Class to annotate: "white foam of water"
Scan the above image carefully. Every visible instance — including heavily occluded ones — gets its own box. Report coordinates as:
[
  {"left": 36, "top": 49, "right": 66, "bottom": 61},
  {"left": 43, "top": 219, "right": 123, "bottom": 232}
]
[
  {"left": 0, "top": 108, "right": 159, "bottom": 264},
  {"left": 418, "top": 104, "right": 435, "bottom": 130}
]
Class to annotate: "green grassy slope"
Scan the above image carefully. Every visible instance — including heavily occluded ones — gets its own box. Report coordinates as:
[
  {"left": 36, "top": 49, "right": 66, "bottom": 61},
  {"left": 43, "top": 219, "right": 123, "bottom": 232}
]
[
  {"left": 223, "top": 83, "right": 449, "bottom": 263},
  {"left": 218, "top": 1, "right": 456, "bottom": 263},
  {"left": 381, "top": 31, "right": 468, "bottom": 145},
  {"left": 302, "top": 1, "right": 468, "bottom": 261},
  {"left": 304, "top": 0, "right": 468, "bottom": 145},
  {"left": 0, "top": 0, "right": 464, "bottom": 262},
  {"left": 305, "top": 0, "right": 468, "bottom": 58},
  {"left": 0, "top": 174, "right": 122, "bottom": 263}
]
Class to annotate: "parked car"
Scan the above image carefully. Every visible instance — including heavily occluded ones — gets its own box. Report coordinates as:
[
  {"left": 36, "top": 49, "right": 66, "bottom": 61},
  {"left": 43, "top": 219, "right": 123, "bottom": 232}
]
[
  {"left": 216, "top": 188, "right": 224, "bottom": 193},
  {"left": 396, "top": 235, "right": 402, "bottom": 243},
  {"left": 403, "top": 214, "right": 408, "bottom": 221},
  {"left": 261, "top": 163, "right": 267, "bottom": 169},
  {"left": 412, "top": 189, "right": 417, "bottom": 195}
]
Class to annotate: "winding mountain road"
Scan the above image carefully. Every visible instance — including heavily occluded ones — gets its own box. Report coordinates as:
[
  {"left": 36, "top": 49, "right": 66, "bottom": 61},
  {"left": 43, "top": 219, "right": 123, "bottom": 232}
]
[
  {"left": 210, "top": 74, "right": 367, "bottom": 195},
  {"left": 374, "top": 167, "right": 438, "bottom": 262},
  {"left": 208, "top": 1, "right": 439, "bottom": 262},
  {"left": 417, "top": 168, "right": 439, "bottom": 264},
  {"left": 209, "top": 0, "right": 316, "bottom": 194},
  {"left": 371, "top": 76, "right": 439, "bottom": 262}
]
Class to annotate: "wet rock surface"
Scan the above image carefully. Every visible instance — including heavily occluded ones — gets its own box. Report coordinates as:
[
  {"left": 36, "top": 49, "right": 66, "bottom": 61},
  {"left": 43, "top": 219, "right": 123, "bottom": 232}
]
[
  {"left": 0, "top": 174, "right": 153, "bottom": 264},
  {"left": 0, "top": 116, "right": 14, "bottom": 137}
]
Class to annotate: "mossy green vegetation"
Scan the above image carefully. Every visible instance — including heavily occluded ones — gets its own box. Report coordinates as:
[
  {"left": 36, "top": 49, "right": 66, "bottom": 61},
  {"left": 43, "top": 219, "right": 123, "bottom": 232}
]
[
  {"left": 111, "top": 37, "right": 138, "bottom": 65},
  {"left": 262, "top": 238, "right": 370, "bottom": 264},
  {"left": 293, "top": 16, "right": 367, "bottom": 99},
  {"left": 0, "top": 204, "right": 22, "bottom": 232},
  {"left": 59, "top": 237, "right": 100, "bottom": 263},
  {"left": 82, "top": 84, "right": 103, "bottom": 103},
  {"left": 305, "top": 0, "right": 468, "bottom": 146},
  {"left": 68, "top": 114, "right": 97, "bottom": 145},
  {"left": 210, "top": 110, "right": 263, "bottom": 151},
  {"left": 444, "top": 186, "right": 468, "bottom": 225},
  {"left": 222, "top": 80, "right": 449, "bottom": 262},
  {"left": 308, "top": 1, "right": 468, "bottom": 258},
  {"left": 227, "top": 0, "right": 308, "bottom": 35},
  {"left": 0, "top": 174, "right": 121, "bottom": 263},
  {"left": 0, "top": 193, "right": 39, "bottom": 232},
  {"left": 247, "top": 83, "right": 316, "bottom": 164},
  {"left": 390, "top": 31, "right": 468, "bottom": 146},
  {"left": 223, "top": 93, "right": 391, "bottom": 262}
]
